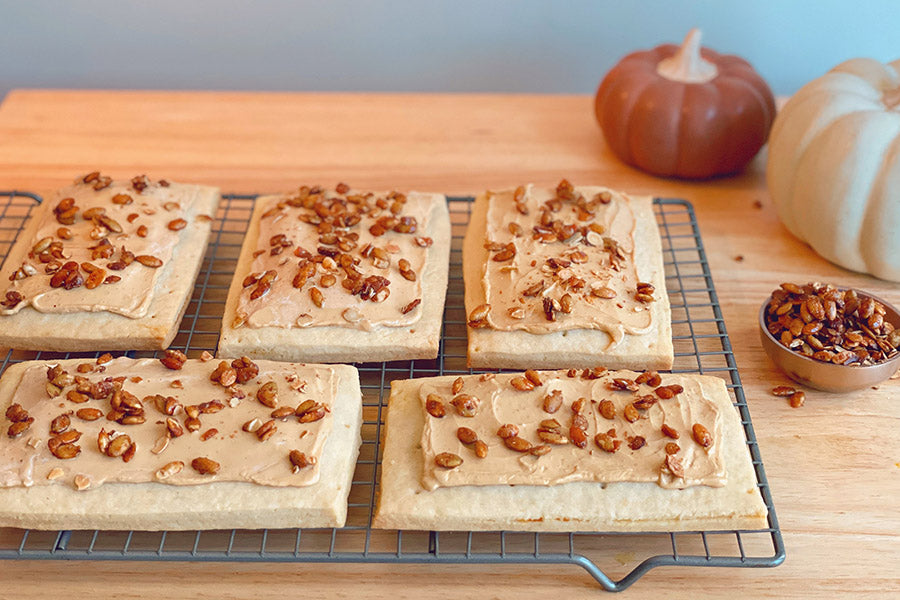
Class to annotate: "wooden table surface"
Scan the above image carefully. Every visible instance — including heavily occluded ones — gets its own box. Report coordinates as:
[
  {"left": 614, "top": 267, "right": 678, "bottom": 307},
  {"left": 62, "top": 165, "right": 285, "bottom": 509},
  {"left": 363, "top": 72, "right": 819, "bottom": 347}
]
[{"left": 0, "top": 90, "right": 897, "bottom": 598}]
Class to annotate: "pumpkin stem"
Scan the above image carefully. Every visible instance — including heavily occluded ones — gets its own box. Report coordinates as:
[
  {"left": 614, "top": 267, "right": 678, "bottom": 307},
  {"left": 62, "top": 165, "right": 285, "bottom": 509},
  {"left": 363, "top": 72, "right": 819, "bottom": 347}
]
[{"left": 656, "top": 28, "right": 718, "bottom": 84}]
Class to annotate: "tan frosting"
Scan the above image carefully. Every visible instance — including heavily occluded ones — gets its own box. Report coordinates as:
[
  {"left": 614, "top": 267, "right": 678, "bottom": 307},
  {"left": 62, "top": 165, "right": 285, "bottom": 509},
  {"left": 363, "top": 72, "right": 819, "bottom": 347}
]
[
  {"left": 235, "top": 187, "right": 434, "bottom": 331},
  {"left": 421, "top": 370, "right": 724, "bottom": 491},
  {"left": 1, "top": 175, "right": 204, "bottom": 318},
  {"left": 481, "top": 184, "right": 653, "bottom": 349},
  {"left": 0, "top": 358, "right": 335, "bottom": 490}
]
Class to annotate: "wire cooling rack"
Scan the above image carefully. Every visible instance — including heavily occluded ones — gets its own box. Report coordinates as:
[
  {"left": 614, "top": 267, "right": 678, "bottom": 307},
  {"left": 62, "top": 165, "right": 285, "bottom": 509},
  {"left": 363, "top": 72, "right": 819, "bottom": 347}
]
[{"left": 0, "top": 190, "right": 784, "bottom": 592}]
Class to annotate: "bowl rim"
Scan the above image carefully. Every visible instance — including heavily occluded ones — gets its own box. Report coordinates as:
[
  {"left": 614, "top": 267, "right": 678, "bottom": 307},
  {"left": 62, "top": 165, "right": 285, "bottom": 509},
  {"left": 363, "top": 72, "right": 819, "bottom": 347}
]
[{"left": 758, "top": 287, "right": 900, "bottom": 371}]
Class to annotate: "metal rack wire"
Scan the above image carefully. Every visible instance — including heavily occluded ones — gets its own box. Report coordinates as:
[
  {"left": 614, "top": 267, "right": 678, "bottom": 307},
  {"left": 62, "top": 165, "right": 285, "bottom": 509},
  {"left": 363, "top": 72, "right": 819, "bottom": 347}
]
[{"left": 0, "top": 191, "right": 784, "bottom": 592}]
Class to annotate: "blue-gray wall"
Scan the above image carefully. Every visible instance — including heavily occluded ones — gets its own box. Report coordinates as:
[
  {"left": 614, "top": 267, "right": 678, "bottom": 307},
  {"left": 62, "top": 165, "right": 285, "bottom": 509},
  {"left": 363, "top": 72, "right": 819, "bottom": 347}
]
[{"left": 1, "top": 0, "right": 897, "bottom": 99}]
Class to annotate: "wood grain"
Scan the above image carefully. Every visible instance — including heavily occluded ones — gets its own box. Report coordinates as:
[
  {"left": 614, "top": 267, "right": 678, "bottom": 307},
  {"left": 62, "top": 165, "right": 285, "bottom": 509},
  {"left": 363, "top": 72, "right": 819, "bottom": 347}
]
[{"left": 0, "top": 90, "right": 898, "bottom": 598}]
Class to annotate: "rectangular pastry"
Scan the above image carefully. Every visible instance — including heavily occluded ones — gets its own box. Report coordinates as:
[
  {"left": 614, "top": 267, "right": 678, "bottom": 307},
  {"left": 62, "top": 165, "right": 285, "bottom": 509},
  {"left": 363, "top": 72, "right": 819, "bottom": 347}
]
[
  {"left": 463, "top": 180, "right": 673, "bottom": 370},
  {"left": 0, "top": 355, "right": 362, "bottom": 530},
  {"left": 0, "top": 173, "right": 220, "bottom": 351},
  {"left": 218, "top": 184, "right": 451, "bottom": 363},
  {"left": 374, "top": 369, "right": 768, "bottom": 532}
]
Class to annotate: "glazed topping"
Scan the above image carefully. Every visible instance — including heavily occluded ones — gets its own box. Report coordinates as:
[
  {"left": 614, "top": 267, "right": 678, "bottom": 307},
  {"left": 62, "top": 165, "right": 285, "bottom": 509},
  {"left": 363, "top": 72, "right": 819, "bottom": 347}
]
[
  {"left": 233, "top": 184, "right": 434, "bottom": 331},
  {"left": 469, "top": 181, "right": 655, "bottom": 350},
  {"left": 0, "top": 357, "right": 334, "bottom": 490},
  {"left": 1, "top": 173, "right": 208, "bottom": 318},
  {"left": 420, "top": 369, "right": 724, "bottom": 491}
]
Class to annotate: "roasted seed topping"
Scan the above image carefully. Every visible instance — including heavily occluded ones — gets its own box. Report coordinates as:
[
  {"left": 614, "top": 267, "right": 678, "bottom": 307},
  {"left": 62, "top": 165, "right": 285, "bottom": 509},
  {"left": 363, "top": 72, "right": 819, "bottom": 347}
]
[
  {"left": 542, "top": 389, "right": 563, "bottom": 413},
  {"left": 450, "top": 394, "right": 478, "bottom": 417},
  {"left": 456, "top": 426, "right": 478, "bottom": 445},
  {"left": 692, "top": 423, "right": 713, "bottom": 448},
  {"left": 75, "top": 407, "right": 103, "bottom": 421},
  {"left": 210, "top": 361, "right": 238, "bottom": 387},
  {"left": 664, "top": 454, "right": 685, "bottom": 478},
  {"left": 156, "top": 461, "right": 184, "bottom": 480},
  {"left": 256, "top": 419, "right": 277, "bottom": 441},
  {"left": 568, "top": 426, "right": 588, "bottom": 449},
  {"left": 6, "top": 403, "right": 31, "bottom": 423},
  {"left": 289, "top": 449, "right": 316, "bottom": 471},
  {"left": 622, "top": 403, "right": 639, "bottom": 423},
  {"left": 661, "top": 423, "right": 679, "bottom": 439},
  {"left": 496, "top": 423, "right": 519, "bottom": 439},
  {"left": 160, "top": 349, "right": 187, "bottom": 370},
  {"left": 598, "top": 399, "right": 616, "bottom": 420},
  {"left": 771, "top": 385, "right": 796, "bottom": 397},
  {"left": 473, "top": 439, "right": 489, "bottom": 458},
  {"left": 510, "top": 376, "right": 535, "bottom": 391},
  {"left": 435, "top": 452, "right": 463, "bottom": 469},
  {"left": 608, "top": 378, "right": 638, "bottom": 392},
  {"left": 654, "top": 384, "right": 684, "bottom": 399},
  {"left": 467, "top": 303, "right": 491, "bottom": 328},
  {"left": 49, "top": 414, "right": 70, "bottom": 435},
  {"left": 594, "top": 432, "right": 621, "bottom": 453},
  {"left": 296, "top": 400, "right": 326, "bottom": 423},
  {"left": 270, "top": 407, "right": 295, "bottom": 420},
  {"left": 1, "top": 291, "right": 24, "bottom": 308},
  {"left": 503, "top": 436, "right": 532, "bottom": 452},
  {"left": 238, "top": 186, "right": 433, "bottom": 326},
  {"left": 425, "top": 394, "right": 446, "bottom": 418},
  {"left": 7, "top": 420, "right": 33, "bottom": 438},
  {"left": 401, "top": 298, "right": 421, "bottom": 314},
  {"left": 256, "top": 381, "right": 278, "bottom": 407},
  {"left": 523, "top": 369, "right": 542, "bottom": 386},
  {"left": 231, "top": 356, "right": 259, "bottom": 383},
  {"left": 191, "top": 457, "right": 220, "bottom": 475},
  {"left": 538, "top": 429, "right": 568, "bottom": 445},
  {"left": 765, "top": 282, "right": 899, "bottom": 366},
  {"left": 135, "top": 255, "right": 163, "bottom": 268}
]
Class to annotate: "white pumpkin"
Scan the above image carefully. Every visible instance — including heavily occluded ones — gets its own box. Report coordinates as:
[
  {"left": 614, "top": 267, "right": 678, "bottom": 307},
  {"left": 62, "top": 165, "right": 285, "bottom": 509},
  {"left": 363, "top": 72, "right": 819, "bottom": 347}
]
[{"left": 767, "top": 58, "right": 900, "bottom": 281}]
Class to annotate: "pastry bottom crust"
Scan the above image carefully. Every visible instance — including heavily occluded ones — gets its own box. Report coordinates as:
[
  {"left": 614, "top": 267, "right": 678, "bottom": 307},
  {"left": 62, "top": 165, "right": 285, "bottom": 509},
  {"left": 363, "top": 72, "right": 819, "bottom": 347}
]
[
  {"left": 218, "top": 194, "right": 451, "bottom": 363},
  {"left": 0, "top": 360, "right": 362, "bottom": 531},
  {"left": 0, "top": 185, "right": 221, "bottom": 352},
  {"left": 464, "top": 191, "right": 674, "bottom": 370},
  {"left": 373, "top": 373, "right": 768, "bottom": 532}
]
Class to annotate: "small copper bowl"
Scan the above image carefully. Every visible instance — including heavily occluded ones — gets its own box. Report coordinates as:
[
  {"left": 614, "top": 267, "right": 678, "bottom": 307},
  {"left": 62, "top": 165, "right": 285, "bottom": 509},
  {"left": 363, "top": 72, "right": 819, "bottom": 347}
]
[{"left": 759, "top": 289, "right": 900, "bottom": 393}]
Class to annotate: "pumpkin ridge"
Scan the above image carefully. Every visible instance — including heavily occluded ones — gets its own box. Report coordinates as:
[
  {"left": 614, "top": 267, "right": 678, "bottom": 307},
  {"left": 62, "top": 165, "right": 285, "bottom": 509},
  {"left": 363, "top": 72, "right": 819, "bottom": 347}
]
[
  {"left": 716, "top": 79, "right": 767, "bottom": 174},
  {"left": 629, "top": 80, "right": 685, "bottom": 176},
  {"left": 769, "top": 97, "right": 884, "bottom": 236},
  {"left": 858, "top": 127, "right": 900, "bottom": 279},
  {"left": 767, "top": 56, "right": 900, "bottom": 281},
  {"left": 673, "top": 86, "right": 692, "bottom": 176},
  {"left": 772, "top": 88, "right": 879, "bottom": 155},
  {"left": 777, "top": 108, "right": 864, "bottom": 242},
  {"left": 799, "top": 72, "right": 885, "bottom": 103},
  {"left": 722, "top": 75, "right": 776, "bottom": 136},
  {"left": 719, "top": 67, "right": 776, "bottom": 111},
  {"left": 793, "top": 111, "right": 900, "bottom": 269},
  {"left": 831, "top": 58, "right": 900, "bottom": 90},
  {"left": 675, "top": 84, "right": 722, "bottom": 177}
]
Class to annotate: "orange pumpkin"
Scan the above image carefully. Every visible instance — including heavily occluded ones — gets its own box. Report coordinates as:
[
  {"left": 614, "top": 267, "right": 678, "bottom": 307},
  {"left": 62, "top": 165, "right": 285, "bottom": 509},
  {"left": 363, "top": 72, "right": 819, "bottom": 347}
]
[{"left": 594, "top": 29, "right": 776, "bottom": 179}]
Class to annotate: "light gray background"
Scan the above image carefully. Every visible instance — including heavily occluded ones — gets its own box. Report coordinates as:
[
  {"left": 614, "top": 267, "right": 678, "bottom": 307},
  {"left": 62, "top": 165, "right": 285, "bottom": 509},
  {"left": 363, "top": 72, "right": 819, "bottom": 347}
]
[{"left": 1, "top": 0, "right": 897, "bottom": 100}]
